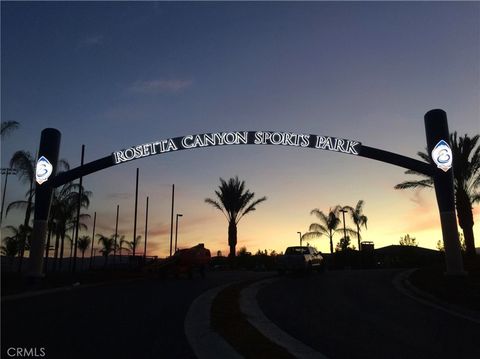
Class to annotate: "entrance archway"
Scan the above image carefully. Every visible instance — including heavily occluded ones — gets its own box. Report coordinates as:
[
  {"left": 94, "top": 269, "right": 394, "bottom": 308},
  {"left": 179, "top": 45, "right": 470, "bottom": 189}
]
[{"left": 27, "top": 109, "right": 465, "bottom": 278}]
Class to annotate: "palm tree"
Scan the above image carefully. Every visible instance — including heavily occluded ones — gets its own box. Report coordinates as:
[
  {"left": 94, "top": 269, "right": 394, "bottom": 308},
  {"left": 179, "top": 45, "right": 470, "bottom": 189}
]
[
  {"left": 1, "top": 121, "right": 19, "bottom": 137},
  {"left": 0, "top": 224, "right": 31, "bottom": 270},
  {"left": 127, "top": 235, "right": 142, "bottom": 256},
  {"left": 77, "top": 235, "right": 91, "bottom": 264},
  {"left": 8, "top": 151, "right": 35, "bottom": 271},
  {"left": 395, "top": 132, "right": 480, "bottom": 257},
  {"left": 48, "top": 179, "right": 91, "bottom": 271},
  {"left": 97, "top": 234, "right": 115, "bottom": 267},
  {"left": 116, "top": 235, "right": 127, "bottom": 257},
  {"left": 1, "top": 227, "right": 20, "bottom": 270},
  {"left": 343, "top": 200, "right": 368, "bottom": 250},
  {"left": 205, "top": 176, "right": 267, "bottom": 257},
  {"left": 302, "top": 206, "right": 355, "bottom": 254}
]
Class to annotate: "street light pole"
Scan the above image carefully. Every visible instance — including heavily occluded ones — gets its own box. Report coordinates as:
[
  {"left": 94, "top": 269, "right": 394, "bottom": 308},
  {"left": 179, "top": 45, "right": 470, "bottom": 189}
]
[
  {"left": 144, "top": 196, "right": 149, "bottom": 259},
  {"left": 175, "top": 214, "right": 183, "bottom": 252},
  {"left": 340, "top": 209, "right": 347, "bottom": 245},
  {"left": 0, "top": 168, "right": 17, "bottom": 225},
  {"left": 169, "top": 184, "right": 175, "bottom": 256},
  {"left": 297, "top": 231, "right": 302, "bottom": 246}
]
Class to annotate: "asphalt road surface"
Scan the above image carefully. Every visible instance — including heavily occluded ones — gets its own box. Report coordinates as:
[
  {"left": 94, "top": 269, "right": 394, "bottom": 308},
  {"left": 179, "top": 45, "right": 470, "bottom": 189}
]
[
  {"left": 2, "top": 271, "right": 268, "bottom": 359},
  {"left": 257, "top": 269, "right": 480, "bottom": 359}
]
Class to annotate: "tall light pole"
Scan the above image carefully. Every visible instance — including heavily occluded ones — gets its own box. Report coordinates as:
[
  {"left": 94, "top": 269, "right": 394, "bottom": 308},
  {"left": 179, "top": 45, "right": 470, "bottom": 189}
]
[
  {"left": 133, "top": 168, "right": 139, "bottom": 258},
  {"left": 297, "top": 231, "right": 302, "bottom": 246},
  {"left": 144, "top": 196, "right": 149, "bottom": 259},
  {"left": 0, "top": 168, "right": 17, "bottom": 225},
  {"left": 114, "top": 204, "right": 119, "bottom": 265},
  {"left": 175, "top": 214, "right": 183, "bottom": 252},
  {"left": 89, "top": 212, "right": 96, "bottom": 270},
  {"left": 340, "top": 209, "right": 347, "bottom": 246},
  {"left": 169, "top": 184, "right": 175, "bottom": 256}
]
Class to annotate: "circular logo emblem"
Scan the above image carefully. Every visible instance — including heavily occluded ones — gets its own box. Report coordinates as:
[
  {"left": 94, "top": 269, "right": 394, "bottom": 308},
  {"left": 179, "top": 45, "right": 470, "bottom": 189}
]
[
  {"left": 36, "top": 156, "right": 53, "bottom": 185},
  {"left": 431, "top": 140, "right": 452, "bottom": 172}
]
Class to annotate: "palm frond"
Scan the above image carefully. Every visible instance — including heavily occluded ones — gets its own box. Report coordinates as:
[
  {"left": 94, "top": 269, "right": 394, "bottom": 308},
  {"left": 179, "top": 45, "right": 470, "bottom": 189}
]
[
  {"left": 1, "top": 121, "right": 20, "bottom": 137},
  {"left": 5, "top": 200, "right": 29, "bottom": 216},
  {"left": 394, "top": 180, "right": 433, "bottom": 190}
]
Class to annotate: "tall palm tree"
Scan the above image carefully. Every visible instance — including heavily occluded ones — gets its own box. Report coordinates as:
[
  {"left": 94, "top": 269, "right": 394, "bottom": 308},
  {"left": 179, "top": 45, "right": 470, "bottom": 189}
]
[
  {"left": 303, "top": 206, "right": 355, "bottom": 254},
  {"left": 343, "top": 200, "right": 368, "bottom": 250},
  {"left": 205, "top": 176, "right": 267, "bottom": 257},
  {"left": 97, "top": 234, "right": 115, "bottom": 267},
  {"left": 1, "top": 121, "right": 20, "bottom": 137},
  {"left": 49, "top": 180, "right": 91, "bottom": 271},
  {"left": 8, "top": 151, "right": 35, "bottom": 271},
  {"left": 395, "top": 132, "right": 479, "bottom": 257}
]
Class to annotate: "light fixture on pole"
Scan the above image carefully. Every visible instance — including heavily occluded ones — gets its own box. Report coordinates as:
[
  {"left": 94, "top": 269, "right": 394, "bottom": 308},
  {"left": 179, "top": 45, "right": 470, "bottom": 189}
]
[
  {"left": 175, "top": 214, "right": 183, "bottom": 252},
  {"left": 297, "top": 231, "right": 302, "bottom": 246}
]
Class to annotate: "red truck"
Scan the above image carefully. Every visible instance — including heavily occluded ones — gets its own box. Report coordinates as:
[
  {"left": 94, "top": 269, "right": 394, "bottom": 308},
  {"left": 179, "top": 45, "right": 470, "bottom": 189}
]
[{"left": 147, "top": 243, "right": 211, "bottom": 278}]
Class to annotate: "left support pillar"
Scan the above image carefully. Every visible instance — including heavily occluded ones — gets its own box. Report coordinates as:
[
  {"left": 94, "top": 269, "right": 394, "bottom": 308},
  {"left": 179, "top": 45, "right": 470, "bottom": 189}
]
[{"left": 27, "top": 128, "right": 61, "bottom": 281}]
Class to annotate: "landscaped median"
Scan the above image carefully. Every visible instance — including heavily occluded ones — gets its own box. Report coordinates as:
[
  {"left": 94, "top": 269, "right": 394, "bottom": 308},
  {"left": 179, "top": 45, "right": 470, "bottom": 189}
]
[
  {"left": 211, "top": 279, "right": 295, "bottom": 359},
  {"left": 408, "top": 260, "right": 480, "bottom": 312}
]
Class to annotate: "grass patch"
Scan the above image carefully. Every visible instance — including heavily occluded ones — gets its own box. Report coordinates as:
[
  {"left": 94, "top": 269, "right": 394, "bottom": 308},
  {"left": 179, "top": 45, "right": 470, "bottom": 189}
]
[
  {"left": 1, "top": 269, "right": 144, "bottom": 296},
  {"left": 409, "top": 259, "right": 480, "bottom": 311},
  {"left": 211, "top": 281, "right": 294, "bottom": 359}
]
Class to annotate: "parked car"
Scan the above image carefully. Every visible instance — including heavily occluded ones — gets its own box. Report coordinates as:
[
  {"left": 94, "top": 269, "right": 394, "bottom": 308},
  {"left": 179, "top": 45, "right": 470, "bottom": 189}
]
[{"left": 277, "top": 246, "right": 325, "bottom": 274}]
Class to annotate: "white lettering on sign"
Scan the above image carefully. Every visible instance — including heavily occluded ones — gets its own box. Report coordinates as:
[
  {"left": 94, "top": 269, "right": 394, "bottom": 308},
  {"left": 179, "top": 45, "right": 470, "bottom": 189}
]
[{"left": 112, "top": 131, "right": 361, "bottom": 164}]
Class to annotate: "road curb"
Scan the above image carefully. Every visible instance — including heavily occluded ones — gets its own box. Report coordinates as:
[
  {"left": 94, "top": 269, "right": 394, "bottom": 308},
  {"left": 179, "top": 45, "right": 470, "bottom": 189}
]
[
  {"left": 240, "top": 277, "right": 329, "bottom": 359},
  {"left": 393, "top": 269, "right": 480, "bottom": 325},
  {"left": 184, "top": 283, "right": 243, "bottom": 359}
]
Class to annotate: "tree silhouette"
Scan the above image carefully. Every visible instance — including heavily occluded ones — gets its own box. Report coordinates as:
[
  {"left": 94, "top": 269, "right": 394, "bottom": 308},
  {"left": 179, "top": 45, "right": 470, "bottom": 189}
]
[
  {"left": 343, "top": 200, "right": 368, "bottom": 250},
  {"left": 77, "top": 235, "right": 91, "bottom": 262},
  {"left": 395, "top": 132, "right": 479, "bottom": 257},
  {"left": 97, "top": 234, "right": 115, "bottom": 267},
  {"left": 8, "top": 151, "right": 35, "bottom": 271},
  {"left": 0, "top": 121, "right": 19, "bottom": 137},
  {"left": 399, "top": 234, "right": 418, "bottom": 247},
  {"left": 127, "top": 235, "right": 142, "bottom": 256},
  {"left": 205, "top": 176, "right": 266, "bottom": 257},
  {"left": 303, "top": 206, "right": 355, "bottom": 254}
]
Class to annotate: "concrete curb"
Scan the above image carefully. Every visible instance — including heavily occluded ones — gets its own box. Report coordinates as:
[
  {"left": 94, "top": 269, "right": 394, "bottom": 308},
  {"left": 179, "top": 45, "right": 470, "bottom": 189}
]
[
  {"left": 240, "top": 277, "right": 329, "bottom": 359},
  {"left": 2, "top": 277, "right": 144, "bottom": 302},
  {"left": 393, "top": 269, "right": 480, "bottom": 325},
  {"left": 184, "top": 283, "right": 243, "bottom": 359}
]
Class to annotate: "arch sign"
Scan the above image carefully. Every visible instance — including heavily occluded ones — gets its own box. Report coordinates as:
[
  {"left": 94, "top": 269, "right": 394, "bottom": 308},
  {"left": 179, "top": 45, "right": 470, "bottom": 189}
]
[
  {"left": 27, "top": 110, "right": 466, "bottom": 280},
  {"left": 112, "top": 131, "right": 361, "bottom": 164}
]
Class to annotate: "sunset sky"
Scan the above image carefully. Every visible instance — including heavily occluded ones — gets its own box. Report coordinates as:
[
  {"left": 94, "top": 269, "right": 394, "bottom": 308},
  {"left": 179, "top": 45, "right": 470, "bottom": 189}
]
[{"left": 1, "top": 1, "right": 479, "bottom": 257}]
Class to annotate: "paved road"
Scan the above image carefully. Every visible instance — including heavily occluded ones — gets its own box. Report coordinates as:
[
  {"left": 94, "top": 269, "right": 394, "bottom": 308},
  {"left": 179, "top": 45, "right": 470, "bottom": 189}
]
[
  {"left": 257, "top": 269, "right": 480, "bottom": 359},
  {"left": 2, "top": 271, "right": 269, "bottom": 359}
]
